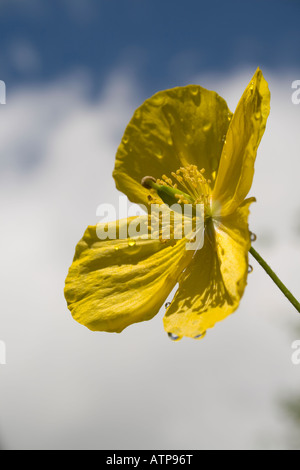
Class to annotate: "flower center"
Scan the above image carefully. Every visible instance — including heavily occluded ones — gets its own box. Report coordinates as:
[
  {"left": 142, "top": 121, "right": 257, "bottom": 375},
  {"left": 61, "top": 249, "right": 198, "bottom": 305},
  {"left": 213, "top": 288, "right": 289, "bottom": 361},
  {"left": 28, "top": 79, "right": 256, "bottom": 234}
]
[
  {"left": 142, "top": 164, "right": 212, "bottom": 217},
  {"left": 141, "top": 165, "right": 214, "bottom": 247}
]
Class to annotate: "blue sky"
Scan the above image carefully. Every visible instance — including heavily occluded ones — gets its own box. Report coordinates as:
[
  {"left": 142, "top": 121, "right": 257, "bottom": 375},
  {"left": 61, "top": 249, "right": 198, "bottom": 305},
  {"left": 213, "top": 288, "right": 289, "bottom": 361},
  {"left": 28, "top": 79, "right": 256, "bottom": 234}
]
[{"left": 1, "top": 0, "right": 300, "bottom": 94}]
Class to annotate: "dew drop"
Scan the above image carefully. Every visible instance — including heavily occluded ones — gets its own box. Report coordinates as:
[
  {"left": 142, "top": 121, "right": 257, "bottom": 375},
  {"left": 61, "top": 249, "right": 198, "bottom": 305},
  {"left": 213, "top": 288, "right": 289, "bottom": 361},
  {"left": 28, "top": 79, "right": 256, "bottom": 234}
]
[
  {"left": 152, "top": 94, "right": 165, "bottom": 106},
  {"left": 167, "top": 137, "right": 173, "bottom": 146},
  {"left": 135, "top": 109, "right": 141, "bottom": 120},
  {"left": 122, "top": 136, "right": 129, "bottom": 144},
  {"left": 128, "top": 240, "right": 136, "bottom": 247},
  {"left": 165, "top": 302, "right": 171, "bottom": 309},
  {"left": 114, "top": 246, "right": 120, "bottom": 251},
  {"left": 202, "top": 122, "right": 212, "bottom": 132},
  {"left": 189, "top": 87, "right": 201, "bottom": 105},
  {"left": 194, "top": 331, "right": 206, "bottom": 340},
  {"left": 250, "top": 232, "right": 257, "bottom": 242},
  {"left": 248, "top": 265, "right": 253, "bottom": 274},
  {"left": 155, "top": 148, "right": 163, "bottom": 159},
  {"left": 166, "top": 112, "right": 176, "bottom": 126},
  {"left": 255, "top": 111, "right": 261, "bottom": 120},
  {"left": 168, "top": 332, "right": 181, "bottom": 341}
]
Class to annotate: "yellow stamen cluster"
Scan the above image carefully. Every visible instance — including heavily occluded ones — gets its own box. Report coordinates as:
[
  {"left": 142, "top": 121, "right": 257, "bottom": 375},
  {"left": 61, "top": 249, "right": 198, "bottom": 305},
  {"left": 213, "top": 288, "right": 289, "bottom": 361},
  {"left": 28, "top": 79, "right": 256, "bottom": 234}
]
[
  {"left": 173, "top": 165, "right": 211, "bottom": 205},
  {"left": 156, "top": 164, "right": 212, "bottom": 210},
  {"left": 142, "top": 164, "right": 213, "bottom": 245}
]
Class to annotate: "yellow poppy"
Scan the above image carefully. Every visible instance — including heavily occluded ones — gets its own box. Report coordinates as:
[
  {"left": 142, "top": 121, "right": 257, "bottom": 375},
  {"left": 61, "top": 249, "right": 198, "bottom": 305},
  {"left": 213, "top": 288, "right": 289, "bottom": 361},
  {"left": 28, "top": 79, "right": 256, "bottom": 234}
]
[{"left": 64, "top": 68, "right": 270, "bottom": 340}]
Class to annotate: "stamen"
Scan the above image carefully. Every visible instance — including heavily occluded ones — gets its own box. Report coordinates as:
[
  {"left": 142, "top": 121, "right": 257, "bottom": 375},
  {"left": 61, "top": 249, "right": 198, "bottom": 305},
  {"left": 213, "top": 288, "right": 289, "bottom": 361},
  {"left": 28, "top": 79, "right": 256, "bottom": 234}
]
[
  {"left": 141, "top": 165, "right": 212, "bottom": 213},
  {"left": 141, "top": 164, "right": 213, "bottom": 245}
]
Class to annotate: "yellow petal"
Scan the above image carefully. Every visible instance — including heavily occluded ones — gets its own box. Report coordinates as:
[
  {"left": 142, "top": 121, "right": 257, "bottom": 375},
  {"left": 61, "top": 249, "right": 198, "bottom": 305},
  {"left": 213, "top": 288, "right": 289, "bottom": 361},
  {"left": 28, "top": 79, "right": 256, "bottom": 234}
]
[
  {"left": 212, "top": 68, "right": 270, "bottom": 216},
  {"left": 64, "top": 217, "right": 194, "bottom": 333},
  {"left": 163, "top": 199, "right": 254, "bottom": 339},
  {"left": 113, "top": 85, "right": 232, "bottom": 207}
]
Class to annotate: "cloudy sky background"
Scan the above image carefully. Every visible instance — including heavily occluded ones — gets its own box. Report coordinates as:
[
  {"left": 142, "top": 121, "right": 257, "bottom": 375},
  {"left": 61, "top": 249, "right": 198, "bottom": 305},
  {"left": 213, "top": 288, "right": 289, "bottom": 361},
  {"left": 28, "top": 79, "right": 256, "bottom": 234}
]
[{"left": 0, "top": 0, "right": 300, "bottom": 450}]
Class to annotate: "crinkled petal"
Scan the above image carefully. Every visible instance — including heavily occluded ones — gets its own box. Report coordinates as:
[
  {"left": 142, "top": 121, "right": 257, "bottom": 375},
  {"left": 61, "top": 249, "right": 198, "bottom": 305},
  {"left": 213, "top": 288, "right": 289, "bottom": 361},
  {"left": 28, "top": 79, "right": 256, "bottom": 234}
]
[
  {"left": 113, "top": 85, "right": 232, "bottom": 206},
  {"left": 64, "top": 217, "right": 194, "bottom": 333},
  {"left": 212, "top": 68, "right": 270, "bottom": 216},
  {"left": 163, "top": 199, "right": 254, "bottom": 339}
]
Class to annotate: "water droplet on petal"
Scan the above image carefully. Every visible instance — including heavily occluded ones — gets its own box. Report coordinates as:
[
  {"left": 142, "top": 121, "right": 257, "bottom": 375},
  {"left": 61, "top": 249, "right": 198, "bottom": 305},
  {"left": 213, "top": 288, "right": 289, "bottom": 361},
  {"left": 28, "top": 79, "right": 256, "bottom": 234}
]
[
  {"left": 250, "top": 232, "right": 257, "bottom": 242},
  {"left": 165, "top": 302, "right": 171, "bottom": 309},
  {"left": 122, "top": 136, "right": 129, "bottom": 144},
  {"left": 135, "top": 109, "right": 141, "bottom": 120},
  {"left": 189, "top": 87, "right": 201, "bottom": 105},
  {"left": 155, "top": 147, "right": 163, "bottom": 159},
  {"left": 152, "top": 94, "right": 165, "bottom": 106},
  {"left": 166, "top": 112, "right": 176, "bottom": 126},
  {"left": 202, "top": 122, "right": 212, "bottom": 132},
  {"left": 194, "top": 331, "right": 207, "bottom": 340},
  {"left": 248, "top": 265, "right": 253, "bottom": 274},
  {"left": 255, "top": 111, "right": 261, "bottom": 120},
  {"left": 114, "top": 246, "right": 120, "bottom": 251},
  {"left": 168, "top": 333, "right": 181, "bottom": 341},
  {"left": 128, "top": 240, "right": 136, "bottom": 247}
]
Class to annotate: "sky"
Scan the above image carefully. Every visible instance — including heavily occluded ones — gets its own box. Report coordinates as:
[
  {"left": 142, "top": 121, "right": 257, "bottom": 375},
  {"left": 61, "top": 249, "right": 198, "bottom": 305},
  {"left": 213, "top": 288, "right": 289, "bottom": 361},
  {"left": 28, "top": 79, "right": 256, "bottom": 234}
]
[{"left": 0, "top": 0, "right": 300, "bottom": 450}]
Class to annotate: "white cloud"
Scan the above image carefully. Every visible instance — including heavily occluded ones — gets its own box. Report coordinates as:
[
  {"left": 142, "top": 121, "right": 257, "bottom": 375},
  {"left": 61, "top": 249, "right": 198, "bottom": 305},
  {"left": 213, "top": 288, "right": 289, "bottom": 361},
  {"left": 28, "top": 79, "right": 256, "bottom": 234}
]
[{"left": 0, "top": 67, "right": 300, "bottom": 449}]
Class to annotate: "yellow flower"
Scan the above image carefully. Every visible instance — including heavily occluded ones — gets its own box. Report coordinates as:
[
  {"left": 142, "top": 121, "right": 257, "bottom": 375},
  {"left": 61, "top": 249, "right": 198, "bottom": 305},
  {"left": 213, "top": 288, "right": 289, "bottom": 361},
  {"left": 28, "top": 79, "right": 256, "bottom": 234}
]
[{"left": 64, "top": 68, "right": 270, "bottom": 340}]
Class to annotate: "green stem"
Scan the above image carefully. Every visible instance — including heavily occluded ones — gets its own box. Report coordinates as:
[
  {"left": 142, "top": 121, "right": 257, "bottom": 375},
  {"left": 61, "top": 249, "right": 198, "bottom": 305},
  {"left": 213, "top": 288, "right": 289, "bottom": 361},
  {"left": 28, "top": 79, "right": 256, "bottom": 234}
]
[{"left": 249, "top": 246, "right": 300, "bottom": 313}]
